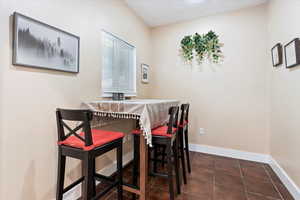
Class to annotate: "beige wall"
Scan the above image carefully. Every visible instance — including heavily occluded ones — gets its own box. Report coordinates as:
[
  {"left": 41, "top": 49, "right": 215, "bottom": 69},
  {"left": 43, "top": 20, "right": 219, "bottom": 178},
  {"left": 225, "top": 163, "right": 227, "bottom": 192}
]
[
  {"left": 0, "top": 0, "right": 151, "bottom": 199},
  {"left": 268, "top": 0, "right": 300, "bottom": 187},
  {"left": 1, "top": 0, "right": 300, "bottom": 199},
  {"left": 150, "top": 5, "right": 270, "bottom": 154},
  {"left": 0, "top": 1, "right": 5, "bottom": 197}
]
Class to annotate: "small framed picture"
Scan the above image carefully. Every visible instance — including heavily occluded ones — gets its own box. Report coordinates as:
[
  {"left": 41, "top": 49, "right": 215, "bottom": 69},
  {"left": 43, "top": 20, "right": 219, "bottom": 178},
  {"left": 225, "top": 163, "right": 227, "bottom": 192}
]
[
  {"left": 284, "top": 38, "right": 300, "bottom": 68},
  {"left": 141, "top": 64, "right": 149, "bottom": 84},
  {"left": 271, "top": 43, "right": 283, "bottom": 67}
]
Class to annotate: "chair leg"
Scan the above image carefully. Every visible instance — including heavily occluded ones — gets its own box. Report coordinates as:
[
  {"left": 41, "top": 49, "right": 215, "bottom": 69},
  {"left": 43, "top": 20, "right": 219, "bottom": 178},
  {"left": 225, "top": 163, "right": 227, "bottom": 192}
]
[
  {"left": 184, "top": 127, "right": 191, "bottom": 173},
  {"left": 179, "top": 132, "right": 187, "bottom": 184},
  {"left": 82, "top": 153, "right": 94, "bottom": 200},
  {"left": 174, "top": 137, "right": 181, "bottom": 194},
  {"left": 91, "top": 158, "right": 96, "bottom": 197},
  {"left": 132, "top": 135, "right": 139, "bottom": 200},
  {"left": 117, "top": 142, "right": 123, "bottom": 200},
  {"left": 56, "top": 148, "right": 66, "bottom": 200},
  {"left": 153, "top": 145, "right": 158, "bottom": 173},
  {"left": 166, "top": 143, "right": 175, "bottom": 200},
  {"left": 161, "top": 146, "right": 166, "bottom": 167}
]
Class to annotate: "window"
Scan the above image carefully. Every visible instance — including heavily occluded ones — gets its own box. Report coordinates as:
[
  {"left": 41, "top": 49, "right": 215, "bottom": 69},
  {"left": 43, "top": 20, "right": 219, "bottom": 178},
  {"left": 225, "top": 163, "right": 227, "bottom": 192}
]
[{"left": 102, "top": 30, "right": 136, "bottom": 96}]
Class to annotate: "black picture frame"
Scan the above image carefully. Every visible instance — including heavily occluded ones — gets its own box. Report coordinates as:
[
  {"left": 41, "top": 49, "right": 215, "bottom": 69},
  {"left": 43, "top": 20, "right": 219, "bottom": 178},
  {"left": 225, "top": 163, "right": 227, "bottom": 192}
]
[
  {"left": 13, "top": 12, "right": 80, "bottom": 73},
  {"left": 271, "top": 43, "right": 283, "bottom": 67},
  {"left": 284, "top": 38, "right": 300, "bottom": 68}
]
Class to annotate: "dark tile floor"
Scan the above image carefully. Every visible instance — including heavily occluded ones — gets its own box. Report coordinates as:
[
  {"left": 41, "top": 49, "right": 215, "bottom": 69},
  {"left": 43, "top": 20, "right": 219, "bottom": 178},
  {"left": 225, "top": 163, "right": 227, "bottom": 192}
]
[{"left": 99, "top": 152, "right": 294, "bottom": 200}]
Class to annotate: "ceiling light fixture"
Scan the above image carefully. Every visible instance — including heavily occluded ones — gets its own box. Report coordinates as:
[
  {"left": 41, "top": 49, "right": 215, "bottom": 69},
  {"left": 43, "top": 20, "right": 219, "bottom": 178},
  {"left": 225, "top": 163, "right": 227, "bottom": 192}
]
[{"left": 185, "top": 0, "right": 206, "bottom": 4}]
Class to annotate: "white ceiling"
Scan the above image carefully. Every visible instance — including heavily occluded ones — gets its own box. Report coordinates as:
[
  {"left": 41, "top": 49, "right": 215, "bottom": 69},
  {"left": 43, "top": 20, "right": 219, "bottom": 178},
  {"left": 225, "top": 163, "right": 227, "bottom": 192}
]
[{"left": 125, "top": 0, "right": 268, "bottom": 27}]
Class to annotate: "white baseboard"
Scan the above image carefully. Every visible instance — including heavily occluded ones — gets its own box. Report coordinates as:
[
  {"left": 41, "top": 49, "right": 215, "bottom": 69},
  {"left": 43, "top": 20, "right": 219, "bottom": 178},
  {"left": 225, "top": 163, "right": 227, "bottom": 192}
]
[
  {"left": 63, "top": 152, "right": 133, "bottom": 200},
  {"left": 189, "top": 143, "right": 300, "bottom": 199},
  {"left": 189, "top": 143, "right": 271, "bottom": 163},
  {"left": 269, "top": 157, "right": 300, "bottom": 199}
]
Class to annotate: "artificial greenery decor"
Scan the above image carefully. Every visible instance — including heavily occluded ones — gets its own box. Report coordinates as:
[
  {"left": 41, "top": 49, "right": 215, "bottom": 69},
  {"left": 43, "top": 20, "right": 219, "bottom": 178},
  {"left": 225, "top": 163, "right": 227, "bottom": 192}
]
[
  {"left": 180, "top": 31, "right": 223, "bottom": 64},
  {"left": 180, "top": 35, "right": 194, "bottom": 62},
  {"left": 193, "top": 33, "right": 206, "bottom": 63}
]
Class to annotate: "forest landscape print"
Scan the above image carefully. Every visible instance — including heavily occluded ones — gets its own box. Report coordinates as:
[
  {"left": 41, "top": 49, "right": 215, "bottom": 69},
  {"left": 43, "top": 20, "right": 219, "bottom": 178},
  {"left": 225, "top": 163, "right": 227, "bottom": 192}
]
[{"left": 13, "top": 13, "right": 79, "bottom": 73}]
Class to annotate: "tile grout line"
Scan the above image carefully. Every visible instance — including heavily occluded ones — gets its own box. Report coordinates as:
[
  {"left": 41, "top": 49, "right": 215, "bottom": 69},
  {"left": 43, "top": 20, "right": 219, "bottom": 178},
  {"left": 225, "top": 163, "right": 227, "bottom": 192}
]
[
  {"left": 264, "top": 164, "right": 285, "bottom": 200},
  {"left": 238, "top": 160, "right": 249, "bottom": 200},
  {"left": 238, "top": 160, "right": 282, "bottom": 200},
  {"left": 241, "top": 160, "right": 285, "bottom": 200},
  {"left": 212, "top": 158, "right": 216, "bottom": 200}
]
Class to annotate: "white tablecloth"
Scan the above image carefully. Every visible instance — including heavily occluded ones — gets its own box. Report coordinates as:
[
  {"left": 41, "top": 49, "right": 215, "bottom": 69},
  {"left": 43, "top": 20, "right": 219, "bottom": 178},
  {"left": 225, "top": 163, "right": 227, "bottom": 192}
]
[{"left": 82, "top": 99, "right": 180, "bottom": 146}]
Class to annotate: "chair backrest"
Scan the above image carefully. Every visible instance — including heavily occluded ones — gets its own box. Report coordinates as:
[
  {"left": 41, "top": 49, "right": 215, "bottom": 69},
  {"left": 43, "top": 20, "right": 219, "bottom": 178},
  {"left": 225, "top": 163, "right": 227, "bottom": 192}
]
[
  {"left": 179, "top": 103, "right": 190, "bottom": 127},
  {"left": 56, "top": 108, "right": 94, "bottom": 146},
  {"left": 167, "top": 106, "right": 179, "bottom": 134}
]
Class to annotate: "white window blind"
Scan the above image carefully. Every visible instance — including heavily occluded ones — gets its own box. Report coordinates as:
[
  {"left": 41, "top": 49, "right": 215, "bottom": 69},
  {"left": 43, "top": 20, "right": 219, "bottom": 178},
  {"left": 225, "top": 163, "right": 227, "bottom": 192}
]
[{"left": 102, "top": 31, "right": 136, "bottom": 96}]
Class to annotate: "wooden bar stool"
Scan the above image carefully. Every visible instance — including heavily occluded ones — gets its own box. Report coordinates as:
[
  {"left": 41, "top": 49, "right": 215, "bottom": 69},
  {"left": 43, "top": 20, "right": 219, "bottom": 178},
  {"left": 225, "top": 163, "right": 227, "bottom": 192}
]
[
  {"left": 152, "top": 104, "right": 192, "bottom": 185},
  {"left": 131, "top": 106, "right": 181, "bottom": 200},
  {"left": 55, "top": 109, "right": 124, "bottom": 200}
]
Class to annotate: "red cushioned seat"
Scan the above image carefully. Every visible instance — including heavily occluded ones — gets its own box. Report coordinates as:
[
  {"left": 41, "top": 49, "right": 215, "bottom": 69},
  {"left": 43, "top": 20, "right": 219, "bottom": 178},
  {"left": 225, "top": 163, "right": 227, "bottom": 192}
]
[
  {"left": 152, "top": 126, "right": 177, "bottom": 137},
  {"left": 132, "top": 126, "right": 177, "bottom": 138},
  {"left": 58, "top": 129, "right": 124, "bottom": 151}
]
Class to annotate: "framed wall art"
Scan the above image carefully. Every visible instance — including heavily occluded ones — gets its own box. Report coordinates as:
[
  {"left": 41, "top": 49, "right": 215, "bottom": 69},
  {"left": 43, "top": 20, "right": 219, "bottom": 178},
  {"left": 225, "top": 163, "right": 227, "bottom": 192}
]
[
  {"left": 284, "top": 38, "right": 300, "bottom": 68},
  {"left": 13, "top": 12, "right": 80, "bottom": 73},
  {"left": 271, "top": 43, "right": 283, "bottom": 67},
  {"left": 141, "top": 64, "right": 149, "bottom": 84}
]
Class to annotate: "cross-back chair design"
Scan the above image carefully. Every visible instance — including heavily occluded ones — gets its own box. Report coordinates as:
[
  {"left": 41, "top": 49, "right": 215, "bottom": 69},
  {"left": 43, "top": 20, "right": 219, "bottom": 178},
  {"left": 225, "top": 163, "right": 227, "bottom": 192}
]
[
  {"left": 57, "top": 109, "right": 94, "bottom": 147},
  {"left": 56, "top": 108, "right": 124, "bottom": 200}
]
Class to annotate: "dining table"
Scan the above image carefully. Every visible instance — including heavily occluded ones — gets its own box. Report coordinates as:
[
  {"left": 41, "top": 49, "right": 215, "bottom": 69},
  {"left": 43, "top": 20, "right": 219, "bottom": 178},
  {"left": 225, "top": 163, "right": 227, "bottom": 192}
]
[{"left": 82, "top": 99, "right": 180, "bottom": 200}]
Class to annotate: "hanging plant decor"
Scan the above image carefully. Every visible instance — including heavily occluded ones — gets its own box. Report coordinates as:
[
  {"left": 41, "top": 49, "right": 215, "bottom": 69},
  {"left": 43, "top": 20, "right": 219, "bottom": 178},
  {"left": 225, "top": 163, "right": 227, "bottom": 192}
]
[
  {"left": 180, "top": 30, "right": 224, "bottom": 64},
  {"left": 180, "top": 35, "right": 194, "bottom": 63},
  {"left": 193, "top": 33, "right": 206, "bottom": 64}
]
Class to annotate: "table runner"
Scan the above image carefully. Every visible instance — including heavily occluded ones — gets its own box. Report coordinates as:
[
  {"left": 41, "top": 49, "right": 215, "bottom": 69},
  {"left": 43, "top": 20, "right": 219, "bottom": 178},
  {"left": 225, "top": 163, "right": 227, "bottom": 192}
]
[{"left": 82, "top": 99, "right": 180, "bottom": 146}]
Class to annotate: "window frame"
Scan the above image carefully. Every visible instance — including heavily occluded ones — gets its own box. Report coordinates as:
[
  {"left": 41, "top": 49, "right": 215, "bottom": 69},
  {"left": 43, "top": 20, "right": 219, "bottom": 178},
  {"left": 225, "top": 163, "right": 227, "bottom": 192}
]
[{"left": 101, "top": 30, "right": 137, "bottom": 97}]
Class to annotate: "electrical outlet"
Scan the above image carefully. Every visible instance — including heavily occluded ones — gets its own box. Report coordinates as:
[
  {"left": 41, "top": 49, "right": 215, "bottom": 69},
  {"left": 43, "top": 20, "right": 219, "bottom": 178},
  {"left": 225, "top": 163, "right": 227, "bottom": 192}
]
[{"left": 199, "top": 128, "right": 205, "bottom": 135}]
